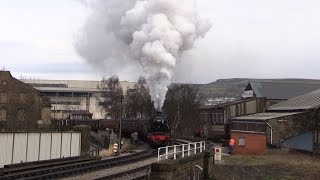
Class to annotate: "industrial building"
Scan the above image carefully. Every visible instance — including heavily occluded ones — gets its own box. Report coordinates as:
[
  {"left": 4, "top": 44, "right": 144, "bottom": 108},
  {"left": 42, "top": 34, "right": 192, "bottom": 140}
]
[
  {"left": 21, "top": 79, "right": 137, "bottom": 120},
  {"left": 199, "top": 97, "right": 266, "bottom": 138},
  {"left": 0, "top": 71, "right": 51, "bottom": 131}
]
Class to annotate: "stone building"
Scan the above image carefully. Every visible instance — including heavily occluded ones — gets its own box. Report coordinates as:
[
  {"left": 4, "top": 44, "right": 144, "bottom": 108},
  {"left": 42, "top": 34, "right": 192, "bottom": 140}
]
[{"left": 0, "top": 71, "right": 51, "bottom": 131}]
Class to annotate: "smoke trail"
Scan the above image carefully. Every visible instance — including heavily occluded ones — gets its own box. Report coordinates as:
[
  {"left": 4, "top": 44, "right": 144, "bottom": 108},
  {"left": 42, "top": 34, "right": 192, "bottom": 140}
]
[{"left": 74, "top": 0, "right": 212, "bottom": 110}]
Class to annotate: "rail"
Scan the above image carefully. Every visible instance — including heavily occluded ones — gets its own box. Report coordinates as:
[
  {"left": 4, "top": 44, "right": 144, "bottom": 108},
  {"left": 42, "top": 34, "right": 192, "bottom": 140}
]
[{"left": 158, "top": 141, "right": 206, "bottom": 161}]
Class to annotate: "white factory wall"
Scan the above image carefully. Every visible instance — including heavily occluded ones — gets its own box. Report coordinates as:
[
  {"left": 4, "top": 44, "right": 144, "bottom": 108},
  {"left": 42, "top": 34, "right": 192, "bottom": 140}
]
[
  {"left": 21, "top": 79, "right": 136, "bottom": 119},
  {"left": 0, "top": 132, "right": 81, "bottom": 168}
]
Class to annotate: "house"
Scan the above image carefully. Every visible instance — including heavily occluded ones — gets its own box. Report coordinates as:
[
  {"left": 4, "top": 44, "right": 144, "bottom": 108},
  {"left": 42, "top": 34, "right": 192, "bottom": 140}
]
[
  {"left": 0, "top": 71, "right": 51, "bottom": 131},
  {"left": 230, "top": 88, "right": 320, "bottom": 155}
]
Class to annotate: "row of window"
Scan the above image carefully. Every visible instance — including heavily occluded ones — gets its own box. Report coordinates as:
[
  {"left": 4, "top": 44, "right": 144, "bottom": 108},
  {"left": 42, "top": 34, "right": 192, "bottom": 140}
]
[
  {"left": 231, "top": 121, "right": 266, "bottom": 134},
  {"left": 0, "top": 92, "right": 27, "bottom": 104},
  {"left": 44, "top": 92, "right": 92, "bottom": 97},
  {"left": 0, "top": 109, "right": 25, "bottom": 122},
  {"left": 200, "top": 112, "right": 224, "bottom": 124},
  {"left": 51, "top": 101, "right": 81, "bottom": 105}
]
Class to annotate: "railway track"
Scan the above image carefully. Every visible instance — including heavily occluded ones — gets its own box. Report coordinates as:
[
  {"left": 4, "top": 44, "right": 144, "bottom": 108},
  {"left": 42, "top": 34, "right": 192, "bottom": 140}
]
[
  {"left": 0, "top": 150, "right": 156, "bottom": 180},
  {"left": 93, "top": 164, "right": 151, "bottom": 180}
]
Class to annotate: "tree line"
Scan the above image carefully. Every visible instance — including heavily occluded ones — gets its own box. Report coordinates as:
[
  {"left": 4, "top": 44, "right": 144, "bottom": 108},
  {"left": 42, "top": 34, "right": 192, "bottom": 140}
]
[{"left": 99, "top": 75, "right": 202, "bottom": 137}]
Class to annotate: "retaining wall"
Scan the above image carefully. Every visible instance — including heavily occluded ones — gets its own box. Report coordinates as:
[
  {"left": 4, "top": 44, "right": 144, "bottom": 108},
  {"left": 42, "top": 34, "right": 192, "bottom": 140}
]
[{"left": 150, "top": 151, "right": 214, "bottom": 180}]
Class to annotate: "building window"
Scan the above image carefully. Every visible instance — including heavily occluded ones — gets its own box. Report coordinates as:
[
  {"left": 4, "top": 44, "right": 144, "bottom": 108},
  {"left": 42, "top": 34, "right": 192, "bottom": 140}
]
[
  {"left": 0, "top": 92, "right": 8, "bottom": 103},
  {"left": 1, "top": 80, "right": 7, "bottom": 86},
  {"left": 239, "top": 137, "right": 246, "bottom": 147},
  {"left": 231, "top": 121, "right": 266, "bottom": 134},
  {"left": 0, "top": 109, "right": 6, "bottom": 121},
  {"left": 17, "top": 109, "right": 25, "bottom": 121},
  {"left": 211, "top": 112, "right": 224, "bottom": 124},
  {"left": 19, "top": 93, "right": 26, "bottom": 104}
]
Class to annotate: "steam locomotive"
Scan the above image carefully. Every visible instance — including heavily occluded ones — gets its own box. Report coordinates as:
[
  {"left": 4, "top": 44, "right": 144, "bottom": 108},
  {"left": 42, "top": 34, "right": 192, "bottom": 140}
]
[
  {"left": 52, "top": 111, "right": 171, "bottom": 148},
  {"left": 147, "top": 111, "right": 171, "bottom": 147}
]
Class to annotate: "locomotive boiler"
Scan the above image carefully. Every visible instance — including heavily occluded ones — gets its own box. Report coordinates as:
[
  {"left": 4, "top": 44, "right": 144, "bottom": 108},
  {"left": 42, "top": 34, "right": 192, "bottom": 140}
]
[{"left": 147, "top": 111, "right": 171, "bottom": 147}]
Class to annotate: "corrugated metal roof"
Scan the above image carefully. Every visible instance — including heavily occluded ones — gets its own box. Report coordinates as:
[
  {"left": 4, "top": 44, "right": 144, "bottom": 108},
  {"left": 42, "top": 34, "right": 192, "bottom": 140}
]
[
  {"left": 249, "top": 81, "right": 320, "bottom": 100},
  {"left": 33, "top": 87, "right": 103, "bottom": 93},
  {"left": 22, "top": 79, "right": 137, "bottom": 94},
  {"left": 268, "top": 89, "right": 320, "bottom": 111},
  {"left": 230, "top": 112, "right": 302, "bottom": 121},
  {"left": 199, "top": 97, "right": 262, "bottom": 110}
]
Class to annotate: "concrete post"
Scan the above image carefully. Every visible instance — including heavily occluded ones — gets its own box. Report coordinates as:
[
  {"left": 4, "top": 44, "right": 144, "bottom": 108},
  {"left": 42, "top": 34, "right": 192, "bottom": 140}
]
[
  {"left": 203, "top": 150, "right": 214, "bottom": 180},
  {"left": 150, "top": 159, "right": 177, "bottom": 180},
  {"left": 73, "top": 125, "right": 91, "bottom": 156}
]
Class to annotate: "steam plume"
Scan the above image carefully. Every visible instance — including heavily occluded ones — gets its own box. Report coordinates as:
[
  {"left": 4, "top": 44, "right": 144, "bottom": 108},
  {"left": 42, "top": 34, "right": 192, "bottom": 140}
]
[{"left": 74, "top": 0, "right": 212, "bottom": 110}]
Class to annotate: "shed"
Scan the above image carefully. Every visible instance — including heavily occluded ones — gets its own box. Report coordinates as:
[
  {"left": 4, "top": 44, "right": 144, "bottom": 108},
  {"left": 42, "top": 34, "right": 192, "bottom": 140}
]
[{"left": 230, "top": 112, "right": 303, "bottom": 155}]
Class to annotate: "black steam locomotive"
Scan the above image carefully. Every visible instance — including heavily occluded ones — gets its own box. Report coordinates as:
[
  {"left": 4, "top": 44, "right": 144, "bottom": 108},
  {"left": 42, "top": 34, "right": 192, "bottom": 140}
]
[{"left": 147, "top": 112, "right": 171, "bottom": 147}]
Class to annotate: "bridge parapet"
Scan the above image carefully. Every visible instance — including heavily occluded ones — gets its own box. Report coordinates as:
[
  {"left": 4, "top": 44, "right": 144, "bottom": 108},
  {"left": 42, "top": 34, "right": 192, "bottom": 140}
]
[{"left": 150, "top": 150, "right": 214, "bottom": 180}]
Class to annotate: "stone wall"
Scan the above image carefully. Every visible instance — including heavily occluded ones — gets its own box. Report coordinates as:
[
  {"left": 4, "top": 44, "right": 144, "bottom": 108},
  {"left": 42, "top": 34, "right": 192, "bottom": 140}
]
[
  {"left": 150, "top": 151, "right": 214, "bottom": 180},
  {"left": 267, "top": 112, "right": 311, "bottom": 144}
]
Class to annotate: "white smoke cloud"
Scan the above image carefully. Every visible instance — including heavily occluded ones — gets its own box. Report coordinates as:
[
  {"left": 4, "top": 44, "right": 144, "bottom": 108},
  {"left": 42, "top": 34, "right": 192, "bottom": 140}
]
[{"left": 74, "top": 0, "right": 212, "bottom": 110}]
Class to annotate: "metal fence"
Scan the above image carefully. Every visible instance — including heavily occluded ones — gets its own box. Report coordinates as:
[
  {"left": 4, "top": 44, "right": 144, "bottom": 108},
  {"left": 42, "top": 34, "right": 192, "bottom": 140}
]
[
  {"left": 158, "top": 141, "right": 206, "bottom": 161},
  {"left": 0, "top": 132, "right": 81, "bottom": 168}
]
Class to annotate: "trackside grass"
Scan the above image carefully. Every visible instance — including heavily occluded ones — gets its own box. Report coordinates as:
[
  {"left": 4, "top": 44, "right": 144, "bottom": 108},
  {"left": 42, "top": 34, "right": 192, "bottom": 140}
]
[{"left": 212, "top": 149, "right": 320, "bottom": 180}]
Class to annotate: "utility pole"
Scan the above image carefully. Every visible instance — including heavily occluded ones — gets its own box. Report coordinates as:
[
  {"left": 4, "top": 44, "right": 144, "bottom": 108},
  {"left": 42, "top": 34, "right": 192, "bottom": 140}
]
[{"left": 118, "top": 95, "right": 123, "bottom": 155}]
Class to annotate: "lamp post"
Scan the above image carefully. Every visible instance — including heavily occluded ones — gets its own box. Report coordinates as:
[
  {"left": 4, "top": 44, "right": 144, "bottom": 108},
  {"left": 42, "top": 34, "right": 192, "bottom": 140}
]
[{"left": 118, "top": 95, "right": 123, "bottom": 155}]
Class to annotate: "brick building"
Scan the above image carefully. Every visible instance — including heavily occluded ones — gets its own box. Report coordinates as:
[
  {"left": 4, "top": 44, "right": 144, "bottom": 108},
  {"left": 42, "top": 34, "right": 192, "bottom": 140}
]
[
  {"left": 0, "top": 71, "right": 51, "bottom": 131},
  {"left": 230, "top": 112, "right": 303, "bottom": 155}
]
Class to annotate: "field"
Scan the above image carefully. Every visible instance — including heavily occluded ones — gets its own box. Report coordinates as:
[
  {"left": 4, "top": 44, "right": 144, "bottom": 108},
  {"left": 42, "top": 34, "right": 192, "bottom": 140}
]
[{"left": 212, "top": 149, "right": 320, "bottom": 180}]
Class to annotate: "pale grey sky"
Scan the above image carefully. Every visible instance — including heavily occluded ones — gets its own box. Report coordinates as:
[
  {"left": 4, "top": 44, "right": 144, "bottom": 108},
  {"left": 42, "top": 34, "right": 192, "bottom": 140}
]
[{"left": 1, "top": 0, "right": 320, "bottom": 83}]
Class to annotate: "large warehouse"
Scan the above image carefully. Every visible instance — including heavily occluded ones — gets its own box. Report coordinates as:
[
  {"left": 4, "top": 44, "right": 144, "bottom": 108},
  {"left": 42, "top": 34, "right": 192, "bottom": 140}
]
[{"left": 21, "top": 79, "right": 137, "bottom": 120}]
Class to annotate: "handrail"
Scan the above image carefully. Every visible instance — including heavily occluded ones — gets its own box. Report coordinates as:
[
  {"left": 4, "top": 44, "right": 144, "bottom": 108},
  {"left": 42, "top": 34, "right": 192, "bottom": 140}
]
[{"left": 158, "top": 141, "right": 206, "bottom": 161}]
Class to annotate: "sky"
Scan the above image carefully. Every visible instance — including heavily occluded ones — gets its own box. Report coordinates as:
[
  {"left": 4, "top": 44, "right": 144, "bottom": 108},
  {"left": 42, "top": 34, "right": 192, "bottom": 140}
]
[{"left": 0, "top": 0, "right": 320, "bottom": 83}]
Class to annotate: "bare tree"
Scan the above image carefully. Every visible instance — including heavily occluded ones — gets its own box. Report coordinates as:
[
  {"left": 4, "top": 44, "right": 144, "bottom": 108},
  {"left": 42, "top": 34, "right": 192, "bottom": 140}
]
[
  {"left": 125, "top": 76, "right": 153, "bottom": 118},
  {"left": 99, "top": 75, "right": 123, "bottom": 120},
  {"left": 163, "top": 84, "right": 201, "bottom": 137}
]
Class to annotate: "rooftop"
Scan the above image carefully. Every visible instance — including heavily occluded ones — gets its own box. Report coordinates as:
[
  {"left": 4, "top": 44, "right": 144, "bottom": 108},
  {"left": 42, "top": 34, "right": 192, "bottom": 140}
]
[
  {"left": 199, "top": 97, "right": 262, "bottom": 110},
  {"left": 268, "top": 89, "right": 320, "bottom": 111},
  {"left": 247, "top": 80, "right": 320, "bottom": 100},
  {"left": 230, "top": 112, "right": 302, "bottom": 121},
  {"left": 21, "top": 79, "right": 137, "bottom": 94}
]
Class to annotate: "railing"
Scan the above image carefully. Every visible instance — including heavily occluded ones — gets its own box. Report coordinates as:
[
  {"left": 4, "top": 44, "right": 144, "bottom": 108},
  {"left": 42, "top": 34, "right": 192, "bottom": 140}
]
[{"left": 158, "top": 141, "right": 206, "bottom": 161}]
